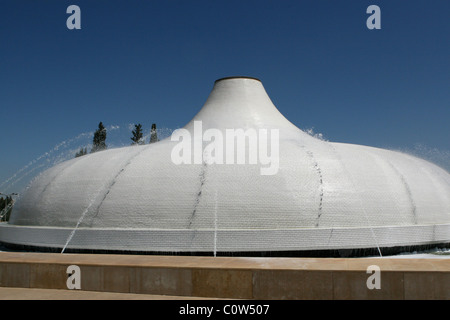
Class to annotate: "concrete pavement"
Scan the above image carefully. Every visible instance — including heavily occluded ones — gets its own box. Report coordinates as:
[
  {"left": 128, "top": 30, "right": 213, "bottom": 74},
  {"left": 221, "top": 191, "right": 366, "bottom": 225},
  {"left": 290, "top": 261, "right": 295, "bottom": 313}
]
[{"left": 0, "top": 287, "right": 210, "bottom": 300}]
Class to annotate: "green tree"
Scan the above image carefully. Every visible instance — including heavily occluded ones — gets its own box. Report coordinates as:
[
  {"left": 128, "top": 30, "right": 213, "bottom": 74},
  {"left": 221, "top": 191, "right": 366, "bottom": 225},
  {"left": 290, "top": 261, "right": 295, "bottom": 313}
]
[
  {"left": 131, "top": 124, "right": 144, "bottom": 145},
  {"left": 149, "top": 123, "right": 158, "bottom": 144},
  {"left": 0, "top": 196, "right": 13, "bottom": 222},
  {"left": 5, "top": 196, "right": 12, "bottom": 221},
  {"left": 75, "top": 147, "right": 88, "bottom": 158},
  {"left": 91, "top": 122, "right": 107, "bottom": 153}
]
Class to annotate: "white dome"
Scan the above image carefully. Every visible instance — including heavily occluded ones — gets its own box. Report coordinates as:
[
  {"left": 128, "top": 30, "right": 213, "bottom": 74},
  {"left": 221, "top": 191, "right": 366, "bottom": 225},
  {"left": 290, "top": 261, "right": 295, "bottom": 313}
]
[{"left": 1, "top": 77, "right": 449, "bottom": 256}]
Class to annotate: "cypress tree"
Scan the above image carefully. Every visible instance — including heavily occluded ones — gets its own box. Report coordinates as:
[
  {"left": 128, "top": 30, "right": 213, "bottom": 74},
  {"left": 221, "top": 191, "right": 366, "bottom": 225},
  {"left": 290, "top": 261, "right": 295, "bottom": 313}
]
[
  {"left": 149, "top": 123, "right": 158, "bottom": 144},
  {"left": 0, "top": 196, "right": 13, "bottom": 222},
  {"left": 0, "top": 197, "right": 4, "bottom": 222},
  {"left": 75, "top": 147, "right": 88, "bottom": 158},
  {"left": 91, "top": 122, "right": 107, "bottom": 153},
  {"left": 5, "top": 196, "right": 12, "bottom": 221},
  {"left": 131, "top": 124, "right": 144, "bottom": 145}
]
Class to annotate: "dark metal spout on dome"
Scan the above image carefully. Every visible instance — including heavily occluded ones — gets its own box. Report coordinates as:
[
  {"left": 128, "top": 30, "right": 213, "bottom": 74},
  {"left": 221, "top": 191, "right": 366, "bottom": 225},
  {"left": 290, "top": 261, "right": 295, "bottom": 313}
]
[{"left": 214, "top": 76, "right": 262, "bottom": 83}]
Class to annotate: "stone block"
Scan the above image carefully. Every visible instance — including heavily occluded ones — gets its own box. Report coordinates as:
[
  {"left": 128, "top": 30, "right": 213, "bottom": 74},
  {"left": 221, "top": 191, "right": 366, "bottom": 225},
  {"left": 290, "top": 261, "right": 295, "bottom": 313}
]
[
  {"left": 253, "top": 270, "right": 333, "bottom": 299},
  {"left": 404, "top": 272, "right": 450, "bottom": 300},
  {"left": 192, "top": 269, "right": 252, "bottom": 299},
  {"left": 0, "top": 263, "right": 30, "bottom": 288},
  {"left": 29, "top": 263, "right": 67, "bottom": 289},
  {"left": 80, "top": 265, "right": 104, "bottom": 292},
  {"left": 102, "top": 266, "right": 132, "bottom": 293},
  {"left": 131, "top": 267, "right": 192, "bottom": 296}
]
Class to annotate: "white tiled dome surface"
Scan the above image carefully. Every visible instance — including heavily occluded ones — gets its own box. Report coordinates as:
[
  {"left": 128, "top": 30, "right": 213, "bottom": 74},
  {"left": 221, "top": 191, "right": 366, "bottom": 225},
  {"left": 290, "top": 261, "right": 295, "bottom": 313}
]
[{"left": 2, "top": 78, "right": 449, "bottom": 253}]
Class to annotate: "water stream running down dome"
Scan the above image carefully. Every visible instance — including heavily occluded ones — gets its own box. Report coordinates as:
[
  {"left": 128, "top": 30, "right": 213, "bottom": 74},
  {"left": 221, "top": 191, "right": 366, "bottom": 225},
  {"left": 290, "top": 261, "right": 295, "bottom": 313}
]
[{"left": 0, "top": 77, "right": 449, "bottom": 257}]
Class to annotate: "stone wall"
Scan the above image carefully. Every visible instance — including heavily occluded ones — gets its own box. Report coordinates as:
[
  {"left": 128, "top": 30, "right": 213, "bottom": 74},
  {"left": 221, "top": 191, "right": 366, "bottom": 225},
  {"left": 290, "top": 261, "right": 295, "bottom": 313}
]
[{"left": 0, "top": 252, "right": 449, "bottom": 299}]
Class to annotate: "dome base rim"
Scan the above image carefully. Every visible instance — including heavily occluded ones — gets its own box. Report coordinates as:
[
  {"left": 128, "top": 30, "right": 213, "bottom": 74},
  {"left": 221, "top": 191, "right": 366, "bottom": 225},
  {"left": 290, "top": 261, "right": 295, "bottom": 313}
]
[{"left": 1, "top": 223, "right": 449, "bottom": 257}]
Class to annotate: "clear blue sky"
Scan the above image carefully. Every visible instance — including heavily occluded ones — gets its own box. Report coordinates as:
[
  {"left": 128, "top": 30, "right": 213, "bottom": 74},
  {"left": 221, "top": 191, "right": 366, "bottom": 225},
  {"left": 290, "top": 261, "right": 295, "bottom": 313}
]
[{"left": 1, "top": 0, "right": 449, "bottom": 193}]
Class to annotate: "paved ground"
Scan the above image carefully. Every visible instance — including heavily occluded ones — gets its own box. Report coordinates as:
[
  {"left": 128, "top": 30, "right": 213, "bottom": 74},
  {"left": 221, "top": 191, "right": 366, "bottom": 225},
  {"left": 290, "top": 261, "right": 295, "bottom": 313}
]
[{"left": 0, "top": 287, "right": 209, "bottom": 300}]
